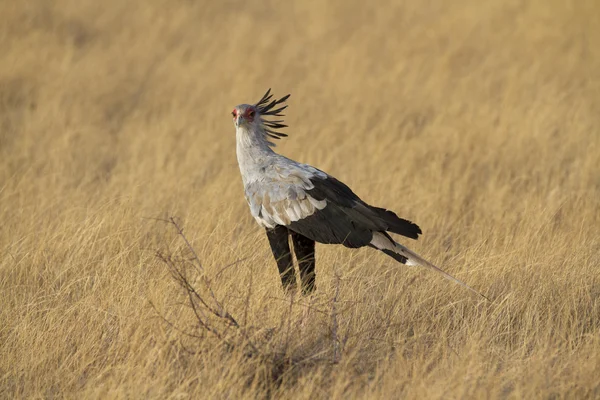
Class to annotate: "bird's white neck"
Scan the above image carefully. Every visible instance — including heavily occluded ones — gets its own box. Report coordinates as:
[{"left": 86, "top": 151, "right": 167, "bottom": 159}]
[{"left": 236, "top": 125, "right": 276, "bottom": 184}]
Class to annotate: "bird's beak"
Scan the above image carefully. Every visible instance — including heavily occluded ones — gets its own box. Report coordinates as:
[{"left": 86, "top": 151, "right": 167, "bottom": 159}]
[{"left": 236, "top": 116, "right": 245, "bottom": 127}]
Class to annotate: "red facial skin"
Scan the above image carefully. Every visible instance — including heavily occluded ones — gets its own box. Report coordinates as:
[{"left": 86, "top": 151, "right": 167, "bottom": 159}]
[{"left": 232, "top": 107, "right": 256, "bottom": 123}]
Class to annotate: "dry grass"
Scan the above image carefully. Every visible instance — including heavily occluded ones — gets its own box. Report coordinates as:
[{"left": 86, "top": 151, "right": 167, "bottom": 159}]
[{"left": 1, "top": 0, "right": 600, "bottom": 398}]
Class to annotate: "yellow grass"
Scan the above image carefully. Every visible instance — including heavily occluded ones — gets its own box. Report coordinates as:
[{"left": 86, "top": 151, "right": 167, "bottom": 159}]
[{"left": 1, "top": 0, "right": 600, "bottom": 398}]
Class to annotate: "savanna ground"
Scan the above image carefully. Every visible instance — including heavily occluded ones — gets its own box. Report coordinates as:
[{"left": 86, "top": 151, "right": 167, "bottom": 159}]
[{"left": 1, "top": 0, "right": 600, "bottom": 398}]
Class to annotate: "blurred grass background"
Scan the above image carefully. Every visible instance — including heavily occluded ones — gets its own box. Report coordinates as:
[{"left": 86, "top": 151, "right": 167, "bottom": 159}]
[{"left": 1, "top": 0, "right": 599, "bottom": 398}]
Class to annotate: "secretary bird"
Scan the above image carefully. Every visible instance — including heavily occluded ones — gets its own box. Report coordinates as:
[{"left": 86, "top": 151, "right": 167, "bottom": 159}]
[{"left": 233, "top": 89, "right": 484, "bottom": 298}]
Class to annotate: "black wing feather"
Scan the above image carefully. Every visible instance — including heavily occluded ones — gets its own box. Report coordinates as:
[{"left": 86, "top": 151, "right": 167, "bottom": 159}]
[
  {"left": 285, "top": 174, "right": 421, "bottom": 247},
  {"left": 309, "top": 175, "right": 421, "bottom": 240},
  {"left": 368, "top": 205, "right": 422, "bottom": 239},
  {"left": 287, "top": 204, "right": 372, "bottom": 248}
]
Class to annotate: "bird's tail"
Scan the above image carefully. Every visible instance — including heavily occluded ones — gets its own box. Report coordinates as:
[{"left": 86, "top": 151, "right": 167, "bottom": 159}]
[{"left": 371, "top": 232, "right": 488, "bottom": 300}]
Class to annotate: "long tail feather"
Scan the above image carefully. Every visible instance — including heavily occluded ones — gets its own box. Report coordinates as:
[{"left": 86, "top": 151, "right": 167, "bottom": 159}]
[
  {"left": 395, "top": 242, "right": 489, "bottom": 300},
  {"left": 371, "top": 232, "right": 489, "bottom": 300}
]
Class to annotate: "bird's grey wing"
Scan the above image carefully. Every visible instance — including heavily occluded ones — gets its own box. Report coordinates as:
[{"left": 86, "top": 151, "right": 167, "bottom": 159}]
[
  {"left": 244, "top": 172, "right": 327, "bottom": 229},
  {"left": 246, "top": 165, "right": 420, "bottom": 247}
]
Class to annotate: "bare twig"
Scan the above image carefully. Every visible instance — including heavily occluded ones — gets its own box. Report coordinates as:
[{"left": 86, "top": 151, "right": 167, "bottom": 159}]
[
  {"left": 331, "top": 271, "right": 341, "bottom": 364},
  {"left": 215, "top": 256, "right": 252, "bottom": 279},
  {"left": 154, "top": 217, "right": 263, "bottom": 356},
  {"left": 168, "top": 217, "right": 204, "bottom": 272},
  {"left": 148, "top": 300, "right": 205, "bottom": 340},
  {"left": 166, "top": 217, "right": 239, "bottom": 326},
  {"left": 284, "top": 289, "right": 295, "bottom": 355}
]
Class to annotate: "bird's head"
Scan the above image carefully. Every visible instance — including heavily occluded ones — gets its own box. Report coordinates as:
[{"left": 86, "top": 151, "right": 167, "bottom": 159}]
[
  {"left": 231, "top": 104, "right": 258, "bottom": 129},
  {"left": 232, "top": 89, "right": 290, "bottom": 146}
]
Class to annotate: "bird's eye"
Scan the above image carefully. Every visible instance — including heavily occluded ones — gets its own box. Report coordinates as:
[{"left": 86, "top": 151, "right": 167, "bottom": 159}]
[
  {"left": 248, "top": 110, "right": 255, "bottom": 118},
  {"left": 232, "top": 109, "right": 237, "bottom": 117}
]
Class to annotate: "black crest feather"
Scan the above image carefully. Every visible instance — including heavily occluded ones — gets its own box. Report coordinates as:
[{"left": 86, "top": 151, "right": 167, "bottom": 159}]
[{"left": 255, "top": 89, "right": 290, "bottom": 141}]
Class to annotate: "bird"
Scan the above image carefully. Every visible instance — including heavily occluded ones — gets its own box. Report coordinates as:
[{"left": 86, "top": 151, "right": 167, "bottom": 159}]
[{"left": 233, "top": 89, "right": 485, "bottom": 299}]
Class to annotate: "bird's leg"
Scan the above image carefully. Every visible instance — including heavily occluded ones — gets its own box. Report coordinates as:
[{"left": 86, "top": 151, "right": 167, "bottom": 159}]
[
  {"left": 290, "top": 231, "right": 316, "bottom": 294},
  {"left": 265, "top": 226, "right": 297, "bottom": 291}
]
